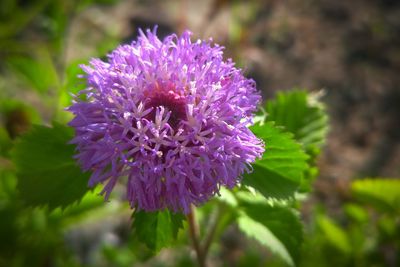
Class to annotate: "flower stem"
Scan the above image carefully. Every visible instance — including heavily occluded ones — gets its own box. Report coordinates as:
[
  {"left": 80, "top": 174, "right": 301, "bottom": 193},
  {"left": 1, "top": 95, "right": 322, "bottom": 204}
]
[
  {"left": 203, "top": 204, "right": 222, "bottom": 258},
  {"left": 187, "top": 205, "right": 207, "bottom": 267}
]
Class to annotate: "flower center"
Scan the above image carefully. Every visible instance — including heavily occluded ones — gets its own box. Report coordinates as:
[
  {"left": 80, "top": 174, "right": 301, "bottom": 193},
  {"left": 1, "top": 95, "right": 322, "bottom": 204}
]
[{"left": 144, "top": 81, "right": 187, "bottom": 127}]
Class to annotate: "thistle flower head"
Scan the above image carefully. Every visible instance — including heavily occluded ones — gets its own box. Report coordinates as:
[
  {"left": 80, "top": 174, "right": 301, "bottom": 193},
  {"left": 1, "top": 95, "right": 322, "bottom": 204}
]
[{"left": 68, "top": 27, "right": 264, "bottom": 213}]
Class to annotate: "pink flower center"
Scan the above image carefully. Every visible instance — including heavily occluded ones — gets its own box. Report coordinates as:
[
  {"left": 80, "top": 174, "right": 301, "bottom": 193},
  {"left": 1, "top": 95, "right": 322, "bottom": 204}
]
[{"left": 144, "top": 81, "right": 187, "bottom": 127}]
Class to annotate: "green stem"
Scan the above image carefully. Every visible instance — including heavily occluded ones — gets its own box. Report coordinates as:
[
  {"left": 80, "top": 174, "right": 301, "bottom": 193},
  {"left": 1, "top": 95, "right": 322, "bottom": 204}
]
[
  {"left": 202, "top": 204, "right": 222, "bottom": 259},
  {"left": 187, "top": 205, "right": 207, "bottom": 267}
]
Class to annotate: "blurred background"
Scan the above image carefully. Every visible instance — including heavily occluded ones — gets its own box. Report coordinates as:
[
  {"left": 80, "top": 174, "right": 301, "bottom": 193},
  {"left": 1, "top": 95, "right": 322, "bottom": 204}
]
[{"left": 0, "top": 0, "right": 399, "bottom": 266}]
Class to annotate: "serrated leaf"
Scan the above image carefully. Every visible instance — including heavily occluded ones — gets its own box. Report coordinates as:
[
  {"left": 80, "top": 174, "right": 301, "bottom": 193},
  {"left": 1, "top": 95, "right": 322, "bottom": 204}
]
[
  {"left": 12, "top": 123, "right": 89, "bottom": 210},
  {"left": 237, "top": 203, "right": 303, "bottom": 266},
  {"left": 351, "top": 178, "right": 400, "bottom": 213},
  {"left": 132, "top": 210, "right": 185, "bottom": 252},
  {"left": 244, "top": 122, "right": 308, "bottom": 199},
  {"left": 265, "top": 90, "right": 329, "bottom": 154}
]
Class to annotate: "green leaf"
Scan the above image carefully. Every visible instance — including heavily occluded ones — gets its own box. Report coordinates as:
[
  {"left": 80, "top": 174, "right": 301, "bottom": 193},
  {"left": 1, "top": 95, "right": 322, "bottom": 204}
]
[
  {"left": 316, "top": 215, "right": 352, "bottom": 254},
  {"left": 132, "top": 210, "right": 185, "bottom": 252},
  {"left": 265, "top": 90, "right": 329, "bottom": 154},
  {"left": 264, "top": 90, "right": 328, "bottom": 192},
  {"left": 6, "top": 49, "right": 60, "bottom": 94},
  {"left": 11, "top": 123, "right": 90, "bottom": 210},
  {"left": 237, "top": 203, "right": 303, "bottom": 266},
  {"left": 236, "top": 189, "right": 293, "bottom": 207},
  {"left": 218, "top": 187, "right": 238, "bottom": 207},
  {"left": 244, "top": 122, "right": 308, "bottom": 199},
  {"left": 0, "top": 0, "right": 48, "bottom": 39},
  {"left": 343, "top": 204, "right": 368, "bottom": 223},
  {"left": 76, "top": 0, "right": 119, "bottom": 12},
  {"left": 0, "top": 127, "right": 12, "bottom": 157},
  {"left": 57, "top": 60, "right": 88, "bottom": 122},
  {"left": 351, "top": 178, "right": 400, "bottom": 213}
]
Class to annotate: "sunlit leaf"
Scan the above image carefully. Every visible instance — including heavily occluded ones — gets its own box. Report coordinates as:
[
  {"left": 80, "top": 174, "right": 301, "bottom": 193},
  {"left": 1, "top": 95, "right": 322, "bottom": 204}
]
[
  {"left": 265, "top": 90, "right": 329, "bottom": 154},
  {"left": 244, "top": 122, "right": 308, "bottom": 199},
  {"left": 264, "top": 90, "right": 328, "bottom": 191},
  {"left": 316, "top": 215, "right": 352, "bottom": 254},
  {"left": 238, "top": 202, "right": 303, "bottom": 266},
  {"left": 343, "top": 203, "right": 368, "bottom": 223},
  {"left": 351, "top": 178, "right": 400, "bottom": 213},
  {"left": 218, "top": 187, "right": 238, "bottom": 207}
]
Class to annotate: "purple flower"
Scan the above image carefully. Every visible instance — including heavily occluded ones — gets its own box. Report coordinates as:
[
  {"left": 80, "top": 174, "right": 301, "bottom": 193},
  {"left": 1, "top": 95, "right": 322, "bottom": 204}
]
[{"left": 68, "top": 27, "right": 264, "bottom": 213}]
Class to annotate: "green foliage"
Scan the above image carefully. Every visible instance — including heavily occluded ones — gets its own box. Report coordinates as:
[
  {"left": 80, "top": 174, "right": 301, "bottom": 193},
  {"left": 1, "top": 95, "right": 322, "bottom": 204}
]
[
  {"left": 264, "top": 90, "right": 329, "bottom": 191},
  {"left": 238, "top": 202, "right": 303, "bottom": 266},
  {"left": 57, "top": 60, "right": 88, "bottom": 121},
  {"left": 265, "top": 90, "right": 329, "bottom": 155},
  {"left": 352, "top": 178, "right": 400, "bottom": 213},
  {"left": 132, "top": 210, "right": 185, "bottom": 252},
  {"left": 102, "top": 245, "right": 137, "bottom": 267},
  {"left": 0, "top": 98, "right": 41, "bottom": 123},
  {"left": 316, "top": 215, "right": 352, "bottom": 254},
  {"left": 236, "top": 90, "right": 329, "bottom": 266},
  {"left": 0, "top": 0, "right": 49, "bottom": 39},
  {"left": 12, "top": 123, "right": 90, "bottom": 210},
  {"left": 244, "top": 122, "right": 309, "bottom": 199},
  {"left": 0, "top": 167, "right": 125, "bottom": 267},
  {"left": 299, "top": 178, "right": 400, "bottom": 267},
  {"left": 343, "top": 203, "right": 368, "bottom": 223},
  {"left": 0, "top": 127, "right": 12, "bottom": 156},
  {"left": 63, "top": 60, "right": 87, "bottom": 95},
  {"left": 6, "top": 49, "right": 60, "bottom": 94},
  {"left": 76, "top": 0, "right": 120, "bottom": 11}
]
